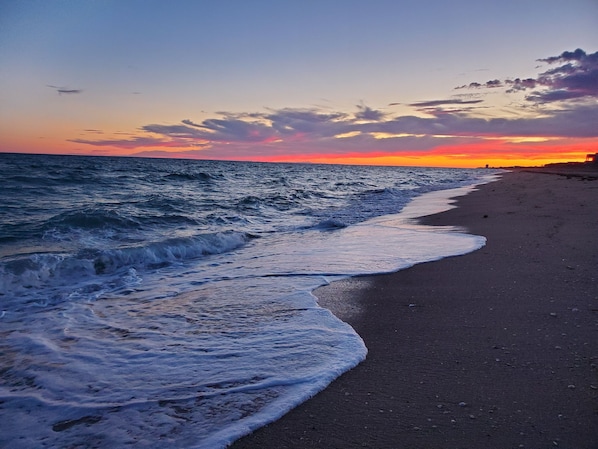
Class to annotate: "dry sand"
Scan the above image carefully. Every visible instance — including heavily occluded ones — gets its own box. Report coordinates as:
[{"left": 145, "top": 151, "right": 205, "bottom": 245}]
[{"left": 231, "top": 169, "right": 598, "bottom": 449}]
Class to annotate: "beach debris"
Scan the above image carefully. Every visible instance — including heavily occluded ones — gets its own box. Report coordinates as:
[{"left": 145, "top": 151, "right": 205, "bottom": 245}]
[
  {"left": 567, "top": 384, "right": 576, "bottom": 389},
  {"left": 408, "top": 303, "right": 417, "bottom": 308},
  {"left": 458, "top": 401, "right": 467, "bottom": 407},
  {"left": 549, "top": 312, "right": 558, "bottom": 317}
]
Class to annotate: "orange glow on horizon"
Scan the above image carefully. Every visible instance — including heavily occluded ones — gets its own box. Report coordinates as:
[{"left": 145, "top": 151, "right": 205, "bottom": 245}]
[
  {"left": 3, "top": 136, "right": 596, "bottom": 169},
  {"left": 245, "top": 139, "right": 597, "bottom": 168}
]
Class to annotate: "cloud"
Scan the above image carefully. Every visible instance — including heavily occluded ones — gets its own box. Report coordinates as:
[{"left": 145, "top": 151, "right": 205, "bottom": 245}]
[
  {"left": 181, "top": 119, "right": 201, "bottom": 127},
  {"left": 409, "top": 99, "right": 484, "bottom": 108},
  {"left": 406, "top": 98, "right": 486, "bottom": 117},
  {"left": 57, "top": 89, "right": 83, "bottom": 95},
  {"left": 143, "top": 118, "right": 277, "bottom": 144},
  {"left": 47, "top": 85, "right": 83, "bottom": 95},
  {"left": 455, "top": 80, "right": 502, "bottom": 89},
  {"left": 195, "top": 118, "right": 274, "bottom": 141},
  {"left": 430, "top": 104, "right": 598, "bottom": 138},
  {"left": 355, "top": 103, "right": 386, "bottom": 121},
  {"left": 504, "top": 78, "right": 538, "bottom": 92},
  {"left": 537, "top": 48, "right": 591, "bottom": 64},
  {"left": 527, "top": 49, "right": 598, "bottom": 103},
  {"left": 142, "top": 123, "right": 209, "bottom": 140},
  {"left": 68, "top": 136, "right": 195, "bottom": 149},
  {"left": 259, "top": 108, "right": 350, "bottom": 138},
  {"left": 458, "top": 48, "right": 598, "bottom": 104},
  {"left": 71, "top": 102, "right": 598, "bottom": 158}
]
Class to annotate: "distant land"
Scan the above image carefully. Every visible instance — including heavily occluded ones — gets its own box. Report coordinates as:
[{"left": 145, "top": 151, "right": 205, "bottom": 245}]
[{"left": 501, "top": 152, "right": 598, "bottom": 180}]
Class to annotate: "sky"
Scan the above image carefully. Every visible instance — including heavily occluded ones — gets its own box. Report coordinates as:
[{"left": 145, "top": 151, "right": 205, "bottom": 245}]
[{"left": 1, "top": 0, "right": 597, "bottom": 168}]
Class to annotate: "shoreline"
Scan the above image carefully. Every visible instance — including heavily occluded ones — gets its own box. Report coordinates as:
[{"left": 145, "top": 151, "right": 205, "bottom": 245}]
[
  {"left": 231, "top": 169, "right": 598, "bottom": 448},
  {"left": 313, "top": 179, "right": 496, "bottom": 325}
]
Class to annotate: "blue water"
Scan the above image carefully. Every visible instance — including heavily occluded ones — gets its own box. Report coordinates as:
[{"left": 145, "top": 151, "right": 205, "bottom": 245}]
[{"left": 0, "top": 154, "right": 497, "bottom": 448}]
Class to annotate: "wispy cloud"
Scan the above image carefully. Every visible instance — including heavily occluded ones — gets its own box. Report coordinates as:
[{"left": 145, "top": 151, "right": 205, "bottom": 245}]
[
  {"left": 68, "top": 136, "right": 197, "bottom": 150},
  {"left": 47, "top": 85, "right": 83, "bottom": 95},
  {"left": 407, "top": 98, "right": 486, "bottom": 116},
  {"left": 455, "top": 80, "right": 503, "bottom": 90},
  {"left": 409, "top": 99, "right": 484, "bottom": 108}
]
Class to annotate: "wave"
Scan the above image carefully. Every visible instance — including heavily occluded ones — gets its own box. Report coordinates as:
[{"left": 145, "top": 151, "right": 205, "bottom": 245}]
[
  {"left": 40, "top": 209, "right": 203, "bottom": 242},
  {"left": 235, "top": 194, "right": 303, "bottom": 214},
  {"left": 164, "top": 171, "right": 223, "bottom": 183},
  {"left": 92, "top": 231, "right": 254, "bottom": 273},
  {"left": 0, "top": 231, "right": 254, "bottom": 297},
  {"left": 47, "top": 209, "right": 142, "bottom": 232}
]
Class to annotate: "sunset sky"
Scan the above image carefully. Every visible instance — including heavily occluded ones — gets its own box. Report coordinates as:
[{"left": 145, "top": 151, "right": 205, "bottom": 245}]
[{"left": 1, "top": 0, "right": 597, "bottom": 167}]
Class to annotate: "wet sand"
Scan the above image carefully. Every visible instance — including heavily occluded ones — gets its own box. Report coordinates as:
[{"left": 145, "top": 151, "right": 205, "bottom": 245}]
[{"left": 231, "top": 169, "right": 598, "bottom": 449}]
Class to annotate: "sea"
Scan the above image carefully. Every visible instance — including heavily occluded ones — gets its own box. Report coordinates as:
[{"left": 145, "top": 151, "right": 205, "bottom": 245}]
[{"left": 0, "top": 153, "right": 499, "bottom": 448}]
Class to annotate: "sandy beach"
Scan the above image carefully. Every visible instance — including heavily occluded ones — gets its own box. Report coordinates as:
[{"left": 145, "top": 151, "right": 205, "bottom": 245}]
[{"left": 231, "top": 169, "right": 598, "bottom": 448}]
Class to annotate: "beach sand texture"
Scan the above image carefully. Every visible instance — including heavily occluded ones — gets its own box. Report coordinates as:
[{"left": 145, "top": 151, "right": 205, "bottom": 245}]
[{"left": 232, "top": 170, "right": 598, "bottom": 449}]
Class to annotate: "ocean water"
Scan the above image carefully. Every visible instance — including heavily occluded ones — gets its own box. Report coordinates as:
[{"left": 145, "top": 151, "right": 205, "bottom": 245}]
[{"left": 0, "top": 154, "right": 497, "bottom": 448}]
